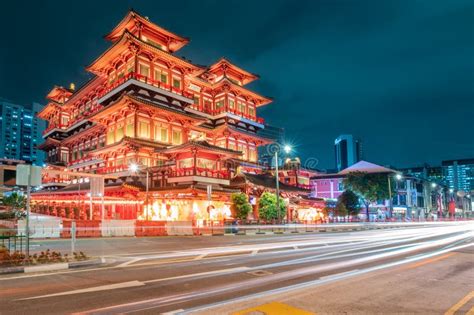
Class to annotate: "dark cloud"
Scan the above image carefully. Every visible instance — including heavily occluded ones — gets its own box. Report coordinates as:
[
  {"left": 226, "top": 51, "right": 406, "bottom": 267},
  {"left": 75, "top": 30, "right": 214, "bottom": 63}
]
[{"left": 0, "top": 0, "right": 472, "bottom": 168}]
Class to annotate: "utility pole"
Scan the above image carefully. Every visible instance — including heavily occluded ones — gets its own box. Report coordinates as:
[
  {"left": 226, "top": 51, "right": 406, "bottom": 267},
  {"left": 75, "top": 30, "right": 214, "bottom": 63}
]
[{"left": 275, "top": 150, "right": 280, "bottom": 224}]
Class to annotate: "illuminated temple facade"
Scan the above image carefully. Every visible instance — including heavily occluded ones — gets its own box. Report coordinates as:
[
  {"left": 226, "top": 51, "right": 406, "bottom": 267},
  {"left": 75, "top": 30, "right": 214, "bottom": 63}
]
[{"left": 33, "top": 10, "right": 275, "bottom": 221}]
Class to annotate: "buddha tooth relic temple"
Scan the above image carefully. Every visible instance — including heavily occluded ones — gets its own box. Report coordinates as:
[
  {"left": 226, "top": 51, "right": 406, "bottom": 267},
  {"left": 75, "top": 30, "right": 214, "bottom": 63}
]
[{"left": 31, "top": 10, "right": 320, "bottom": 224}]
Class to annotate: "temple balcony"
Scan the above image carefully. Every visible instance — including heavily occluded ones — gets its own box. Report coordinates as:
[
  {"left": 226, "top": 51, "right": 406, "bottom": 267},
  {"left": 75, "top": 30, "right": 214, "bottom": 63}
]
[
  {"left": 150, "top": 166, "right": 231, "bottom": 187},
  {"left": 97, "top": 72, "right": 194, "bottom": 106}
]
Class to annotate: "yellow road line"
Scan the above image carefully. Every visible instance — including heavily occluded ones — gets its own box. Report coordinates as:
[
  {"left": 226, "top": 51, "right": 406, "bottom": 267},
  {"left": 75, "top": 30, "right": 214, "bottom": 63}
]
[
  {"left": 467, "top": 305, "right": 474, "bottom": 315},
  {"left": 402, "top": 252, "right": 456, "bottom": 270},
  {"left": 444, "top": 291, "right": 474, "bottom": 315},
  {"left": 232, "top": 302, "right": 315, "bottom": 315}
]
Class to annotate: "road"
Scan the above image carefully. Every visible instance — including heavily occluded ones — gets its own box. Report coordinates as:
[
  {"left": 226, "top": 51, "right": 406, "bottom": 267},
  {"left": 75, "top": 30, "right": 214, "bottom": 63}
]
[{"left": 0, "top": 222, "right": 473, "bottom": 314}]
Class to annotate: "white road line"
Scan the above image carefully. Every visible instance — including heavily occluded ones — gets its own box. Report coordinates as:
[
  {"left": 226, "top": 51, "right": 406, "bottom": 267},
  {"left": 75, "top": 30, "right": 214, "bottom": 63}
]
[
  {"left": 16, "top": 267, "right": 250, "bottom": 301},
  {"left": 144, "top": 266, "right": 250, "bottom": 284},
  {"left": 18, "top": 280, "right": 145, "bottom": 300},
  {"left": 162, "top": 309, "right": 184, "bottom": 315},
  {"left": 319, "top": 269, "right": 359, "bottom": 280}
]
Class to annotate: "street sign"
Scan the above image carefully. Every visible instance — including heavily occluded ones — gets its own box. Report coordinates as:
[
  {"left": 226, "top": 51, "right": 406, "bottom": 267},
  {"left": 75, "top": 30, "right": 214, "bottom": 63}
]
[
  {"left": 90, "top": 177, "right": 104, "bottom": 197},
  {"left": 16, "top": 165, "right": 42, "bottom": 186}
]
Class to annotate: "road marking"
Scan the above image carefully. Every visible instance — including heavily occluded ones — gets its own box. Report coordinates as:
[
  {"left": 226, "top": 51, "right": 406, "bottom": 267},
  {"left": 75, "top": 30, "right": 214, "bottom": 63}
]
[
  {"left": 232, "top": 302, "right": 315, "bottom": 315},
  {"left": 319, "top": 270, "right": 360, "bottom": 280},
  {"left": 18, "top": 280, "right": 145, "bottom": 300},
  {"left": 162, "top": 309, "right": 184, "bottom": 315},
  {"left": 402, "top": 253, "right": 456, "bottom": 270},
  {"left": 444, "top": 291, "right": 474, "bottom": 315},
  {"left": 251, "top": 250, "right": 258, "bottom": 256},
  {"left": 467, "top": 306, "right": 474, "bottom": 315},
  {"left": 144, "top": 266, "right": 250, "bottom": 284},
  {"left": 193, "top": 254, "right": 206, "bottom": 260}
]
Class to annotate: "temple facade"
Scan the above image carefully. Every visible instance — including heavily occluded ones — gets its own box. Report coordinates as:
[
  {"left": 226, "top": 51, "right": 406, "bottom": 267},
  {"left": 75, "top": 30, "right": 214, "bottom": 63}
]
[{"left": 33, "top": 10, "right": 275, "bottom": 222}]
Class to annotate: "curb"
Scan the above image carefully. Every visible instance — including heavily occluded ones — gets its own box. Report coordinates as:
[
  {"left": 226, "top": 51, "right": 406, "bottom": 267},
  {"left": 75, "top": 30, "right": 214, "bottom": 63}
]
[{"left": 0, "top": 258, "right": 104, "bottom": 275}]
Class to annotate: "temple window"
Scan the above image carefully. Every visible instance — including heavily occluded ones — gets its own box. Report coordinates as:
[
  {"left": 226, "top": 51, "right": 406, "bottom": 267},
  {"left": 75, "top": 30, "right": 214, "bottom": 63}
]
[
  {"left": 238, "top": 143, "right": 247, "bottom": 159},
  {"left": 139, "top": 120, "right": 150, "bottom": 138},
  {"left": 116, "top": 158, "right": 124, "bottom": 166},
  {"left": 248, "top": 106, "right": 255, "bottom": 117},
  {"left": 139, "top": 63, "right": 150, "bottom": 78},
  {"left": 61, "top": 152, "right": 69, "bottom": 163},
  {"left": 106, "top": 128, "right": 115, "bottom": 145},
  {"left": 228, "top": 141, "right": 236, "bottom": 150},
  {"left": 172, "top": 129, "right": 182, "bottom": 145},
  {"left": 172, "top": 77, "right": 181, "bottom": 89},
  {"left": 126, "top": 119, "right": 134, "bottom": 137},
  {"left": 61, "top": 116, "right": 69, "bottom": 126},
  {"left": 197, "top": 158, "right": 216, "bottom": 170},
  {"left": 127, "top": 60, "right": 134, "bottom": 73},
  {"left": 249, "top": 147, "right": 257, "bottom": 162},
  {"left": 139, "top": 157, "right": 149, "bottom": 166},
  {"left": 178, "top": 158, "right": 193, "bottom": 168},
  {"left": 154, "top": 68, "right": 168, "bottom": 84},
  {"left": 238, "top": 101, "right": 246, "bottom": 113},
  {"left": 193, "top": 96, "right": 200, "bottom": 106},
  {"left": 216, "top": 99, "right": 224, "bottom": 110},
  {"left": 229, "top": 99, "right": 235, "bottom": 109},
  {"left": 116, "top": 123, "right": 124, "bottom": 141},
  {"left": 154, "top": 123, "right": 168, "bottom": 142}
]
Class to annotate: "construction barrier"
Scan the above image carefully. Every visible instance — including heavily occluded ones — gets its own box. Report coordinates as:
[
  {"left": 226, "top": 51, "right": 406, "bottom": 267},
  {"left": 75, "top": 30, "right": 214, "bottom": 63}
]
[
  {"left": 18, "top": 217, "right": 61, "bottom": 238},
  {"left": 101, "top": 220, "right": 135, "bottom": 237},
  {"left": 60, "top": 220, "right": 101, "bottom": 238},
  {"left": 135, "top": 221, "right": 167, "bottom": 236},
  {"left": 166, "top": 221, "right": 193, "bottom": 236}
]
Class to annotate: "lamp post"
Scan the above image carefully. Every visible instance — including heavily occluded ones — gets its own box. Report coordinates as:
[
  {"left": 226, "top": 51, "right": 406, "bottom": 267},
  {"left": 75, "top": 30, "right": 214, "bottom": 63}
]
[
  {"left": 387, "top": 173, "right": 402, "bottom": 218},
  {"left": 275, "top": 145, "right": 292, "bottom": 224},
  {"left": 129, "top": 163, "right": 150, "bottom": 220}
]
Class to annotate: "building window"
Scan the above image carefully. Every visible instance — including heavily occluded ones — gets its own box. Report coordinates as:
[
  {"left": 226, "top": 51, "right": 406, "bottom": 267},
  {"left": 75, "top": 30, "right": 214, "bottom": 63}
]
[
  {"left": 248, "top": 106, "right": 255, "bottom": 117},
  {"left": 238, "top": 102, "right": 246, "bottom": 113},
  {"left": 179, "top": 158, "right": 193, "bottom": 168},
  {"left": 197, "top": 158, "right": 216, "bottom": 170},
  {"left": 139, "top": 64, "right": 150, "bottom": 78},
  {"left": 139, "top": 121, "right": 150, "bottom": 138},
  {"left": 106, "top": 129, "right": 114, "bottom": 145},
  {"left": 216, "top": 100, "right": 224, "bottom": 110},
  {"left": 172, "top": 129, "right": 182, "bottom": 145},
  {"left": 193, "top": 96, "right": 200, "bottom": 105},
  {"left": 61, "top": 152, "right": 68, "bottom": 163},
  {"left": 154, "top": 68, "right": 168, "bottom": 84},
  {"left": 116, "top": 125, "right": 124, "bottom": 141},
  {"left": 172, "top": 78, "right": 181, "bottom": 89},
  {"left": 155, "top": 124, "right": 168, "bottom": 142},
  {"left": 126, "top": 120, "right": 134, "bottom": 137},
  {"left": 229, "top": 99, "right": 235, "bottom": 109}
]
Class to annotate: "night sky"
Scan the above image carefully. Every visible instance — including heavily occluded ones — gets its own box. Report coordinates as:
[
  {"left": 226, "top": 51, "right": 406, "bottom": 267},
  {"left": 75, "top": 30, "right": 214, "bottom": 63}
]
[{"left": 0, "top": 0, "right": 473, "bottom": 170}]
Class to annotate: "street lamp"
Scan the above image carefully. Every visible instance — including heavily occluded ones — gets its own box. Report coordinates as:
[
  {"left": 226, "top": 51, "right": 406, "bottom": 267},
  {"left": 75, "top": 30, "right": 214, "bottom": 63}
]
[
  {"left": 275, "top": 144, "right": 291, "bottom": 224},
  {"left": 431, "top": 182, "right": 437, "bottom": 188},
  {"left": 129, "top": 163, "right": 150, "bottom": 220},
  {"left": 387, "top": 172, "right": 402, "bottom": 218}
]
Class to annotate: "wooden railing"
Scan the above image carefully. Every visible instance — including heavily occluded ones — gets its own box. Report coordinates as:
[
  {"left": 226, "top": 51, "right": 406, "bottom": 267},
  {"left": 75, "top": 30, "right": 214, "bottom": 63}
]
[{"left": 169, "top": 167, "right": 230, "bottom": 179}]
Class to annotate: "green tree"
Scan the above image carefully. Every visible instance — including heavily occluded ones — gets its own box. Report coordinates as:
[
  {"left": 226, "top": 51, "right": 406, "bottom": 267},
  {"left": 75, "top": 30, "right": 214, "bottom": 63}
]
[
  {"left": 2, "top": 192, "right": 27, "bottom": 219},
  {"left": 334, "top": 202, "right": 348, "bottom": 217},
  {"left": 343, "top": 172, "right": 394, "bottom": 219},
  {"left": 337, "top": 190, "right": 361, "bottom": 216},
  {"left": 230, "top": 193, "right": 252, "bottom": 220},
  {"left": 258, "top": 192, "right": 287, "bottom": 222}
]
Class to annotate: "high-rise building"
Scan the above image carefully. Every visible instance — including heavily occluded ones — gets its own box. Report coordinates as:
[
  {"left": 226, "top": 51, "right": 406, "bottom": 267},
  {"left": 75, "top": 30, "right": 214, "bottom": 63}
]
[
  {"left": 398, "top": 164, "right": 444, "bottom": 184},
  {"left": 0, "top": 99, "right": 46, "bottom": 165},
  {"left": 442, "top": 159, "right": 474, "bottom": 193},
  {"left": 334, "top": 134, "right": 362, "bottom": 171}
]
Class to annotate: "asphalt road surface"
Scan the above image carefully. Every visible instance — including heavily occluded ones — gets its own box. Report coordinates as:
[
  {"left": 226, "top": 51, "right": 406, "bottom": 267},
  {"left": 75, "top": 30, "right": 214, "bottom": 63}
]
[{"left": 1, "top": 222, "right": 472, "bottom": 314}]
